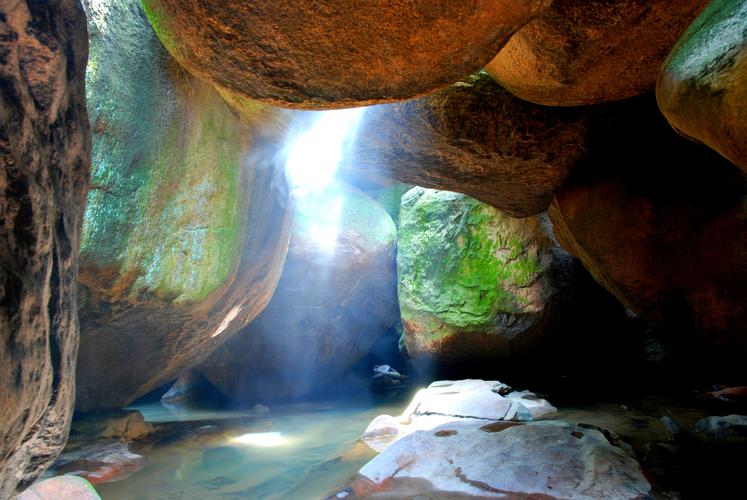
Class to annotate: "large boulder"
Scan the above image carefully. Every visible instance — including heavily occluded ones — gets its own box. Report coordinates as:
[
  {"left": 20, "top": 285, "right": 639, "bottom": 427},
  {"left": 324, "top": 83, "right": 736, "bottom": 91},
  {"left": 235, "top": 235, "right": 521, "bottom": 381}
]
[
  {"left": 343, "top": 72, "right": 593, "bottom": 217},
  {"left": 486, "top": 0, "right": 708, "bottom": 106},
  {"left": 549, "top": 97, "right": 747, "bottom": 353},
  {"left": 0, "top": 0, "right": 90, "bottom": 495},
  {"left": 362, "top": 380, "right": 556, "bottom": 453},
  {"left": 139, "top": 0, "right": 551, "bottom": 109},
  {"left": 75, "top": 0, "right": 292, "bottom": 410},
  {"left": 198, "top": 183, "right": 398, "bottom": 402},
  {"left": 347, "top": 421, "right": 651, "bottom": 499},
  {"left": 658, "top": 0, "right": 747, "bottom": 173},
  {"left": 397, "top": 187, "right": 577, "bottom": 365}
]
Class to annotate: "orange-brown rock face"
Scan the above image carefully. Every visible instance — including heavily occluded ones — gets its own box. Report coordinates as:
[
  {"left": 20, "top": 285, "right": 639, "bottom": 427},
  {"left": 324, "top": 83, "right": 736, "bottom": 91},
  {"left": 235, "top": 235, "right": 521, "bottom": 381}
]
[
  {"left": 657, "top": 0, "right": 747, "bottom": 173},
  {"left": 343, "top": 72, "right": 592, "bottom": 218},
  {"left": 140, "top": 0, "right": 551, "bottom": 109},
  {"left": 0, "top": 0, "right": 90, "bottom": 495},
  {"left": 486, "top": 0, "right": 708, "bottom": 106},
  {"left": 549, "top": 98, "right": 747, "bottom": 353}
]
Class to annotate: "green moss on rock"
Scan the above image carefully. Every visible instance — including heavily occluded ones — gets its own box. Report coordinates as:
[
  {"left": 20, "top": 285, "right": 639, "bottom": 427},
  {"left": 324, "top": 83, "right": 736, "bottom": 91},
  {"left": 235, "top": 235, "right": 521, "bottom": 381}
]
[
  {"left": 83, "top": 0, "right": 250, "bottom": 303},
  {"left": 76, "top": 0, "right": 292, "bottom": 410},
  {"left": 398, "top": 187, "right": 564, "bottom": 362}
]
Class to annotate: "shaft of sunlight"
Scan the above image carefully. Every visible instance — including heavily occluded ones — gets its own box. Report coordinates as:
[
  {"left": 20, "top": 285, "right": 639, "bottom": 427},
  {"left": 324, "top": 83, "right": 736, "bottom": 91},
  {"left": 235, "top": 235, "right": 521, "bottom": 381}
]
[
  {"left": 284, "top": 108, "right": 365, "bottom": 192},
  {"left": 283, "top": 107, "right": 366, "bottom": 250}
]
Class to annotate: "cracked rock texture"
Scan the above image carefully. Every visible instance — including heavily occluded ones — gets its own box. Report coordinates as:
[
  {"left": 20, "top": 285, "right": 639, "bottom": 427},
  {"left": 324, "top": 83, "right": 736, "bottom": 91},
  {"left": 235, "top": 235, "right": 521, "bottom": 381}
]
[
  {"left": 658, "top": 0, "right": 747, "bottom": 173},
  {"left": 397, "top": 187, "right": 581, "bottom": 365},
  {"left": 486, "top": 0, "right": 708, "bottom": 106},
  {"left": 198, "top": 183, "right": 399, "bottom": 403},
  {"left": 139, "top": 0, "right": 551, "bottom": 109},
  {"left": 0, "top": 0, "right": 90, "bottom": 495},
  {"left": 75, "top": 0, "right": 292, "bottom": 410}
]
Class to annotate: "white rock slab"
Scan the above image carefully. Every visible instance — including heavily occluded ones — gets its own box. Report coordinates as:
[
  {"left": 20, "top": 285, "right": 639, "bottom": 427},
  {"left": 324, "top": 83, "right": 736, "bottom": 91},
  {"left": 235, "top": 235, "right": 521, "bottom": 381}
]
[
  {"left": 358, "top": 420, "right": 651, "bottom": 499},
  {"left": 362, "top": 379, "right": 556, "bottom": 452}
]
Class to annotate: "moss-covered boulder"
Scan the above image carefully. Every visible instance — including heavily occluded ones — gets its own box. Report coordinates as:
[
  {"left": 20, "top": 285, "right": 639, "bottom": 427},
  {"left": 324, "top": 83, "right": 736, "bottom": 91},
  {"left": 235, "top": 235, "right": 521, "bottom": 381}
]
[
  {"left": 198, "top": 183, "right": 399, "bottom": 402},
  {"left": 75, "top": 0, "right": 292, "bottom": 410},
  {"left": 397, "top": 187, "right": 574, "bottom": 365},
  {"left": 657, "top": 0, "right": 747, "bottom": 173},
  {"left": 140, "top": 0, "right": 550, "bottom": 109},
  {"left": 486, "top": 0, "right": 708, "bottom": 106}
]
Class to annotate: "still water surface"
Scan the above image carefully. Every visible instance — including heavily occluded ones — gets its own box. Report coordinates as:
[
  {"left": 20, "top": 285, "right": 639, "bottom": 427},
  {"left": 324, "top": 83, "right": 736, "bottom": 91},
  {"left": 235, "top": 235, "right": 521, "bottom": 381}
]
[{"left": 96, "top": 395, "right": 410, "bottom": 500}]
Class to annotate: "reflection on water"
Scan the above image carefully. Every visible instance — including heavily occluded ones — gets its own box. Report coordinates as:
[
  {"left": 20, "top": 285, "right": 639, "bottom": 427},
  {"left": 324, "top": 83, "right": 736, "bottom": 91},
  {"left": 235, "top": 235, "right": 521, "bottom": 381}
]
[{"left": 96, "top": 395, "right": 410, "bottom": 500}]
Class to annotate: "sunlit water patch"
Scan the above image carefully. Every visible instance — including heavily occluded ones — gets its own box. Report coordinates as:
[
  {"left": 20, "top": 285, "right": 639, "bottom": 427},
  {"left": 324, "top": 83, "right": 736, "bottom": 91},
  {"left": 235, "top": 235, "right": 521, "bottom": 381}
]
[{"left": 95, "top": 395, "right": 410, "bottom": 499}]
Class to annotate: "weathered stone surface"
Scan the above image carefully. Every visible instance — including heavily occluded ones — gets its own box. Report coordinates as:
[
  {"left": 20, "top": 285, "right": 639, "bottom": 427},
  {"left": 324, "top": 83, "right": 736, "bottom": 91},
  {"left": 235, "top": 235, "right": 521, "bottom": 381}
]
[
  {"left": 362, "top": 380, "right": 556, "bottom": 453},
  {"left": 199, "top": 183, "right": 398, "bottom": 402},
  {"left": 397, "top": 187, "right": 577, "bottom": 364},
  {"left": 343, "top": 72, "right": 592, "bottom": 217},
  {"left": 75, "top": 0, "right": 292, "bottom": 410},
  {"left": 657, "top": 0, "right": 747, "bottom": 173},
  {"left": 549, "top": 97, "right": 747, "bottom": 352},
  {"left": 350, "top": 421, "right": 651, "bottom": 499},
  {"left": 16, "top": 476, "right": 100, "bottom": 500},
  {"left": 0, "top": 0, "right": 90, "bottom": 495},
  {"left": 487, "top": 0, "right": 708, "bottom": 106},
  {"left": 139, "top": 0, "right": 550, "bottom": 109}
]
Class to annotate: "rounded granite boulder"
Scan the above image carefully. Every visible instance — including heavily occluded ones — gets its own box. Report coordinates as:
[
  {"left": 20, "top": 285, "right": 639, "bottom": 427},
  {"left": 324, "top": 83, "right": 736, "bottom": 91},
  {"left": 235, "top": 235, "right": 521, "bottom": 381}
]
[
  {"left": 397, "top": 187, "right": 576, "bottom": 365},
  {"left": 658, "top": 0, "right": 747, "bottom": 173},
  {"left": 140, "top": 0, "right": 551, "bottom": 109},
  {"left": 486, "top": 0, "right": 708, "bottom": 106},
  {"left": 75, "top": 0, "right": 293, "bottom": 410},
  {"left": 549, "top": 97, "right": 747, "bottom": 354},
  {"left": 342, "top": 72, "right": 593, "bottom": 218}
]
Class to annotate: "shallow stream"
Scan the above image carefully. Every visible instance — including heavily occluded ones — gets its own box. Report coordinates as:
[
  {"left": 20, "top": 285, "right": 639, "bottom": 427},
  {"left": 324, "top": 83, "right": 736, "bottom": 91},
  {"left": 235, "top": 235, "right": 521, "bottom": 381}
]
[{"left": 95, "top": 394, "right": 411, "bottom": 500}]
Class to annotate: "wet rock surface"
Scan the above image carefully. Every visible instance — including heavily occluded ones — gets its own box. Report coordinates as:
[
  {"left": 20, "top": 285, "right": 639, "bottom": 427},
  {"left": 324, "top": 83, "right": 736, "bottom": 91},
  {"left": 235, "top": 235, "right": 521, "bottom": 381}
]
[
  {"left": 50, "top": 441, "right": 146, "bottom": 486},
  {"left": 139, "top": 0, "right": 551, "bottom": 109},
  {"left": 658, "top": 0, "right": 747, "bottom": 173},
  {"left": 0, "top": 0, "right": 90, "bottom": 495},
  {"left": 75, "top": 0, "right": 293, "bottom": 410},
  {"left": 487, "top": 0, "right": 708, "bottom": 106},
  {"left": 695, "top": 414, "right": 747, "bottom": 442}
]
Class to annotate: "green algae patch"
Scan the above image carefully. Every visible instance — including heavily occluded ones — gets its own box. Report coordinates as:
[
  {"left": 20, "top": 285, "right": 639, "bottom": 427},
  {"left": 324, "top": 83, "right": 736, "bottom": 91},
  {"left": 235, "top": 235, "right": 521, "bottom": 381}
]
[
  {"left": 81, "top": 0, "right": 257, "bottom": 304},
  {"left": 76, "top": 0, "right": 294, "bottom": 410},
  {"left": 398, "top": 188, "right": 546, "bottom": 331},
  {"left": 397, "top": 187, "right": 562, "bottom": 362}
]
